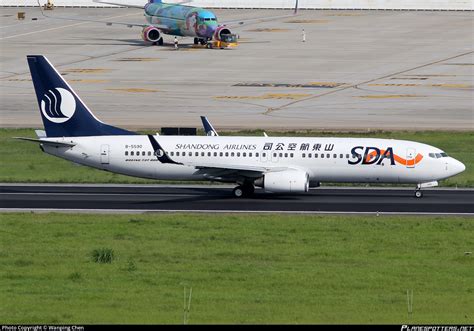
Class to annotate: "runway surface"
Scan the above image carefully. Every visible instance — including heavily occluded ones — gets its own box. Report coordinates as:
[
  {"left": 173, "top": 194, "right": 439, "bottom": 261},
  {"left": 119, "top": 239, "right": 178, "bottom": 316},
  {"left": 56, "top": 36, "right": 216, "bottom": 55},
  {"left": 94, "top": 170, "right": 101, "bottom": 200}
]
[{"left": 1, "top": 184, "right": 473, "bottom": 214}]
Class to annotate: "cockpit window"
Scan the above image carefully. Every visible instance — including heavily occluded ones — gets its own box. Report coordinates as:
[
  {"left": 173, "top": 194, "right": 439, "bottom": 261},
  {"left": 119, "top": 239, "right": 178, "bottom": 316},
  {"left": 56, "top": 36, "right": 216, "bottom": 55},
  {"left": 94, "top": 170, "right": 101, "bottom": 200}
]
[{"left": 429, "top": 152, "right": 449, "bottom": 159}]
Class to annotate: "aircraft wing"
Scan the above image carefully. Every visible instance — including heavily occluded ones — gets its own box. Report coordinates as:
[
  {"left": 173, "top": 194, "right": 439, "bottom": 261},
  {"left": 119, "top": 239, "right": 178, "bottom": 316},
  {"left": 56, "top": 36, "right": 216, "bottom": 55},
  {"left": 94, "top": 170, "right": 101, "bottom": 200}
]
[
  {"left": 192, "top": 164, "right": 291, "bottom": 182},
  {"left": 94, "top": 0, "right": 194, "bottom": 7},
  {"left": 148, "top": 135, "right": 292, "bottom": 182},
  {"left": 92, "top": 0, "right": 145, "bottom": 8},
  {"left": 14, "top": 137, "right": 76, "bottom": 147},
  {"left": 37, "top": 1, "right": 169, "bottom": 30}
]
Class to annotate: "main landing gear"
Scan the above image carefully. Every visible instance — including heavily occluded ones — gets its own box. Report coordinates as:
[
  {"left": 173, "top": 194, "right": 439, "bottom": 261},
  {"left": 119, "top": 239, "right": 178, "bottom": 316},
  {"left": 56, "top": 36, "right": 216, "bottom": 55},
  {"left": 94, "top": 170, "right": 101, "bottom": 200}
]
[
  {"left": 414, "top": 189, "right": 423, "bottom": 198},
  {"left": 194, "top": 38, "right": 209, "bottom": 46},
  {"left": 152, "top": 38, "right": 164, "bottom": 46},
  {"left": 232, "top": 183, "right": 255, "bottom": 198}
]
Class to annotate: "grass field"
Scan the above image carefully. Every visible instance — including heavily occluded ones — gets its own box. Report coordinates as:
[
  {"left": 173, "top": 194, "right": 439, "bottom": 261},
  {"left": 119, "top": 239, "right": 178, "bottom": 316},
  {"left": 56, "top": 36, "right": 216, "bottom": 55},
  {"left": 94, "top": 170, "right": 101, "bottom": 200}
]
[
  {"left": 0, "top": 128, "right": 473, "bottom": 186},
  {"left": 1, "top": 213, "right": 472, "bottom": 324}
]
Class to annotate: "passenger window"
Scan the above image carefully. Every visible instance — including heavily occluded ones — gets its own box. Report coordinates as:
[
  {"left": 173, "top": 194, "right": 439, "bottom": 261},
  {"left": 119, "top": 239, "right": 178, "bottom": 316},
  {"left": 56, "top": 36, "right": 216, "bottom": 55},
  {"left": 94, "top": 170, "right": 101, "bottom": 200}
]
[
  {"left": 279, "top": 153, "right": 283, "bottom": 158},
  {"left": 261, "top": 153, "right": 265, "bottom": 157},
  {"left": 243, "top": 152, "right": 246, "bottom": 157},
  {"left": 220, "top": 152, "right": 223, "bottom": 157},
  {"left": 334, "top": 154, "right": 337, "bottom": 158},
  {"left": 176, "top": 152, "right": 180, "bottom": 156},
  {"left": 201, "top": 152, "right": 205, "bottom": 157},
  {"left": 273, "top": 153, "right": 277, "bottom": 158},
  {"left": 231, "top": 152, "right": 235, "bottom": 157},
  {"left": 321, "top": 154, "right": 324, "bottom": 158},
  {"left": 284, "top": 153, "right": 288, "bottom": 158},
  {"left": 327, "top": 154, "right": 330, "bottom": 158},
  {"left": 237, "top": 152, "right": 240, "bottom": 157},
  {"left": 141, "top": 151, "right": 144, "bottom": 156},
  {"left": 315, "top": 154, "right": 318, "bottom": 158},
  {"left": 290, "top": 153, "right": 294, "bottom": 158},
  {"left": 346, "top": 154, "right": 349, "bottom": 159},
  {"left": 213, "top": 152, "right": 217, "bottom": 157},
  {"left": 131, "top": 151, "right": 134, "bottom": 156},
  {"left": 148, "top": 151, "right": 152, "bottom": 156},
  {"left": 125, "top": 151, "right": 128, "bottom": 156},
  {"left": 170, "top": 152, "right": 174, "bottom": 156},
  {"left": 225, "top": 152, "right": 229, "bottom": 157},
  {"left": 188, "top": 152, "right": 192, "bottom": 156},
  {"left": 249, "top": 153, "right": 252, "bottom": 157},
  {"left": 302, "top": 153, "right": 306, "bottom": 158},
  {"left": 308, "top": 154, "right": 312, "bottom": 158}
]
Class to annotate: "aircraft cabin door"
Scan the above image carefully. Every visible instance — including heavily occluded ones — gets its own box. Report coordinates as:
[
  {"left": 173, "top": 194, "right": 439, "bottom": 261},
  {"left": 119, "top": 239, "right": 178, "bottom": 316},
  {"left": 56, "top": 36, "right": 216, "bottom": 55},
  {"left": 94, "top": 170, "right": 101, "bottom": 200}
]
[
  {"left": 406, "top": 148, "right": 416, "bottom": 168},
  {"left": 100, "top": 144, "right": 110, "bottom": 164}
]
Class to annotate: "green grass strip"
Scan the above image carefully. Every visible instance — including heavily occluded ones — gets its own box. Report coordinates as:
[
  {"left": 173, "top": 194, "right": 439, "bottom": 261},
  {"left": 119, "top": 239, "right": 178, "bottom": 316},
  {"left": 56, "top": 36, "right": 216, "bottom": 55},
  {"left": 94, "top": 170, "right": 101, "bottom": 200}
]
[{"left": 0, "top": 212, "right": 473, "bottom": 324}]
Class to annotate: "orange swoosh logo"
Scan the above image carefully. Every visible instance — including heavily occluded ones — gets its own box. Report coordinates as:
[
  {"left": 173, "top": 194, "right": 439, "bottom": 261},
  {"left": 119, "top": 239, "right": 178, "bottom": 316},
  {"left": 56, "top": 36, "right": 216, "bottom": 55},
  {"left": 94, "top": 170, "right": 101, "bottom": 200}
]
[{"left": 366, "top": 150, "right": 423, "bottom": 166}]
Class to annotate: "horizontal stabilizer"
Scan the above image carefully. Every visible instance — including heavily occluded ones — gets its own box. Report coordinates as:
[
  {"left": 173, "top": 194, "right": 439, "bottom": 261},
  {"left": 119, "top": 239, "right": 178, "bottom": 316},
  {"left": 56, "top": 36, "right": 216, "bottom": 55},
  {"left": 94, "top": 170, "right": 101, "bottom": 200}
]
[{"left": 14, "top": 137, "right": 76, "bottom": 147}]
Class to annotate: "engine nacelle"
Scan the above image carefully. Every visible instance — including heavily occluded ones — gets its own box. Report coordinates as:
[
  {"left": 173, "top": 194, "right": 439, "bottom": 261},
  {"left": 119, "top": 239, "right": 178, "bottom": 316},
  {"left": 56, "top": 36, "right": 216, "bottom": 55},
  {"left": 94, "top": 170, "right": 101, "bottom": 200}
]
[
  {"left": 141, "top": 26, "right": 161, "bottom": 43},
  {"left": 258, "top": 170, "right": 309, "bottom": 193},
  {"left": 213, "top": 26, "right": 233, "bottom": 42}
]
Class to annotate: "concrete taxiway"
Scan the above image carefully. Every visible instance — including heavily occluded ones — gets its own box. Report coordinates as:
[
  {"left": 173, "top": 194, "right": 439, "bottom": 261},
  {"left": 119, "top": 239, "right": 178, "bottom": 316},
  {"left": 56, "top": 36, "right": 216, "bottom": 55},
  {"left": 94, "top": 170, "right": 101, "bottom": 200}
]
[
  {"left": 1, "top": 184, "right": 473, "bottom": 214},
  {"left": 0, "top": 7, "right": 473, "bottom": 131}
]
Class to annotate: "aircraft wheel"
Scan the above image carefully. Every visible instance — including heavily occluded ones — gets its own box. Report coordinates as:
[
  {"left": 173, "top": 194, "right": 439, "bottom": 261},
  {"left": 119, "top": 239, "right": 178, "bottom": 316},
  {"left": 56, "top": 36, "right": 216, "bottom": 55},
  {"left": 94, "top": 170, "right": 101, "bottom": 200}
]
[
  {"left": 194, "top": 38, "right": 199, "bottom": 45},
  {"left": 414, "top": 190, "right": 423, "bottom": 198},
  {"left": 233, "top": 186, "right": 244, "bottom": 198},
  {"left": 158, "top": 38, "right": 164, "bottom": 46}
]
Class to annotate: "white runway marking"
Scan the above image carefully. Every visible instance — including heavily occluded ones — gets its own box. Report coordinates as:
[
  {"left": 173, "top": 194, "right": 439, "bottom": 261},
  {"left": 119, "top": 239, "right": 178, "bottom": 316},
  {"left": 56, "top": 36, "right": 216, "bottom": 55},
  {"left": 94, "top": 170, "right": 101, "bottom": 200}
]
[{"left": 0, "top": 208, "right": 472, "bottom": 216}]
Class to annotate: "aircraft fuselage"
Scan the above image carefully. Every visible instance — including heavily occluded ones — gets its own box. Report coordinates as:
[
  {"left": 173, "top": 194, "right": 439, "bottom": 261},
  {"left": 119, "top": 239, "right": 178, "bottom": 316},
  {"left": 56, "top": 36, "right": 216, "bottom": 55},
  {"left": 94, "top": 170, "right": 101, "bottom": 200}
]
[{"left": 144, "top": 2, "right": 218, "bottom": 39}]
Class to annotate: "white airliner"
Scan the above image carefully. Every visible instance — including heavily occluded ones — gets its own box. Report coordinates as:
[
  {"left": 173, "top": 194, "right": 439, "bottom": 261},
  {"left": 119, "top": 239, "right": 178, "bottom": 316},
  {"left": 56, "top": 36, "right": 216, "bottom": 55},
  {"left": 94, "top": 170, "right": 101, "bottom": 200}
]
[{"left": 18, "top": 55, "right": 465, "bottom": 198}]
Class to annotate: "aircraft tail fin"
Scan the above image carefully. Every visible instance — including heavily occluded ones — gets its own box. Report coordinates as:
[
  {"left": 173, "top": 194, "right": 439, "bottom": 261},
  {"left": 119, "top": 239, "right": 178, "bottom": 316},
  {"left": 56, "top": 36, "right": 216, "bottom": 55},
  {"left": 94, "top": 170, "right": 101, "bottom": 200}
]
[{"left": 27, "top": 55, "right": 137, "bottom": 137}]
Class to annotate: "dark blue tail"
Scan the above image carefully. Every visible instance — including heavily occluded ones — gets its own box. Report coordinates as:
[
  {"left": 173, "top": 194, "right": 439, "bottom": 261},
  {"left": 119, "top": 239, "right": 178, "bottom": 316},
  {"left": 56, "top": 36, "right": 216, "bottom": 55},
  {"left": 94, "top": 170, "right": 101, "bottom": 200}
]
[{"left": 27, "top": 55, "right": 136, "bottom": 137}]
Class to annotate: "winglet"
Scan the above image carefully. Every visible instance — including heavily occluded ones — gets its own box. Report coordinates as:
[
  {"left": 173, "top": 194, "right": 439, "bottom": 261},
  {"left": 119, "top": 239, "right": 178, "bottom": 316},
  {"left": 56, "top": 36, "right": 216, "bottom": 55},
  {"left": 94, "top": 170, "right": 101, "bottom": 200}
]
[{"left": 200, "top": 116, "right": 219, "bottom": 136}]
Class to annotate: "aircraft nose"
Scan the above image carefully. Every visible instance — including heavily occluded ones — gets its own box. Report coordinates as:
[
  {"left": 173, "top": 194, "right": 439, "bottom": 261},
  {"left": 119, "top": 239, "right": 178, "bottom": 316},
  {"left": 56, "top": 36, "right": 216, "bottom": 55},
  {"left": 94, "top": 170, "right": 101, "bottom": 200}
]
[{"left": 451, "top": 158, "right": 466, "bottom": 175}]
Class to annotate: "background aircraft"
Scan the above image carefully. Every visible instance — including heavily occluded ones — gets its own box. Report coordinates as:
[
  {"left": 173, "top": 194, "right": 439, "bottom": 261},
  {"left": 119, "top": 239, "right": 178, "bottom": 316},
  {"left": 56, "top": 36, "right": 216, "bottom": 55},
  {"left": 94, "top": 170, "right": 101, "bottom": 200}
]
[
  {"left": 17, "top": 55, "right": 465, "bottom": 198},
  {"left": 38, "top": 0, "right": 299, "bottom": 47}
]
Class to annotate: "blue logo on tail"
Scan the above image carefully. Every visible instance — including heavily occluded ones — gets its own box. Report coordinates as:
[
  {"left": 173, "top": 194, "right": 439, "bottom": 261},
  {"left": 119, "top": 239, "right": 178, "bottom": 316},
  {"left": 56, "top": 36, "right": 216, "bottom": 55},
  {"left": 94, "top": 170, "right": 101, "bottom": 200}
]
[{"left": 41, "top": 88, "right": 76, "bottom": 123}]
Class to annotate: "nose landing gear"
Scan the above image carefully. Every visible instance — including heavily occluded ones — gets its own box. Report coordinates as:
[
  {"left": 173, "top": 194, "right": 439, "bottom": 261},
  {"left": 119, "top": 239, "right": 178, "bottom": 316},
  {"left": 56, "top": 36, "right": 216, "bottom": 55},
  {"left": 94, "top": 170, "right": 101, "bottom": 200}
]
[
  {"left": 414, "top": 181, "right": 438, "bottom": 198},
  {"left": 414, "top": 189, "right": 423, "bottom": 198}
]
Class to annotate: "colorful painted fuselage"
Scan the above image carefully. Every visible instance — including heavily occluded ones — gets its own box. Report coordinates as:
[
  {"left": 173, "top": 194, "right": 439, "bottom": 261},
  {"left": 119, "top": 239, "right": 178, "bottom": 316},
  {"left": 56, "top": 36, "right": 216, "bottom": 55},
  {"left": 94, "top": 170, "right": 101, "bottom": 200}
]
[{"left": 144, "top": 2, "right": 218, "bottom": 38}]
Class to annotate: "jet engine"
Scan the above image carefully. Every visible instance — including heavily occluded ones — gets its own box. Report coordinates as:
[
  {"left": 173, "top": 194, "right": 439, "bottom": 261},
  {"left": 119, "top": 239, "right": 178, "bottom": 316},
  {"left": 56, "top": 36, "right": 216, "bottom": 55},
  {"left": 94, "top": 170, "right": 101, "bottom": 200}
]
[
  {"left": 141, "top": 26, "right": 161, "bottom": 43},
  {"left": 256, "top": 170, "right": 310, "bottom": 193},
  {"left": 213, "top": 26, "right": 234, "bottom": 42}
]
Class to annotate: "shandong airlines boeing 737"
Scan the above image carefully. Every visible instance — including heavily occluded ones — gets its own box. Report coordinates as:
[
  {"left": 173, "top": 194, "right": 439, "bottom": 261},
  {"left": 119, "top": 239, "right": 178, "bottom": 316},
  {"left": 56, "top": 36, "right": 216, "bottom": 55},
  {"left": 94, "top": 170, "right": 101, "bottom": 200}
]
[{"left": 18, "top": 55, "right": 465, "bottom": 198}]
